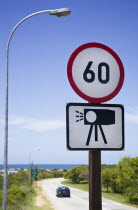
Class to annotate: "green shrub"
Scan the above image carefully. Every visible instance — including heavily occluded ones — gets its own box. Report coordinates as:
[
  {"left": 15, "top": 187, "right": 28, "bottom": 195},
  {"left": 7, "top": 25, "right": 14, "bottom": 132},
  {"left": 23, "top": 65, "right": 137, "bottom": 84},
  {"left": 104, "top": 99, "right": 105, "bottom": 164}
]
[
  {"left": 39, "top": 172, "right": 54, "bottom": 179},
  {"left": 8, "top": 172, "right": 30, "bottom": 188},
  {"left": 52, "top": 171, "right": 64, "bottom": 178},
  {"left": 79, "top": 168, "right": 88, "bottom": 182},
  {"left": 68, "top": 166, "right": 88, "bottom": 183},
  {"left": 109, "top": 168, "right": 123, "bottom": 194},
  {"left": 19, "top": 185, "right": 32, "bottom": 193},
  {"left": 7, "top": 186, "right": 26, "bottom": 206},
  {"left": 15, "top": 170, "right": 29, "bottom": 183},
  {"left": 125, "top": 187, "right": 138, "bottom": 202},
  {"left": 102, "top": 168, "right": 111, "bottom": 192},
  {"left": 64, "top": 170, "right": 70, "bottom": 179},
  {"left": 117, "top": 157, "right": 138, "bottom": 193}
]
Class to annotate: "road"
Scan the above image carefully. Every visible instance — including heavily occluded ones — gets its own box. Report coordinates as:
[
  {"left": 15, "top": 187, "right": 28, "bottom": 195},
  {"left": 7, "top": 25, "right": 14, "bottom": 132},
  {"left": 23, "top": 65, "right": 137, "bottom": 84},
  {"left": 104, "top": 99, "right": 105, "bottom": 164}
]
[{"left": 40, "top": 178, "right": 137, "bottom": 210}]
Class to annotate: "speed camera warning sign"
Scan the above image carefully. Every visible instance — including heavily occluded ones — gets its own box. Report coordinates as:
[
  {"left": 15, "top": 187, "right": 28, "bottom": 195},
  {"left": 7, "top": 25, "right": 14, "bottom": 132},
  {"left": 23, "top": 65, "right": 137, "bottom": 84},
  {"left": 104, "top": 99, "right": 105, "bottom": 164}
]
[
  {"left": 66, "top": 103, "right": 124, "bottom": 150},
  {"left": 67, "top": 43, "right": 124, "bottom": 103}
]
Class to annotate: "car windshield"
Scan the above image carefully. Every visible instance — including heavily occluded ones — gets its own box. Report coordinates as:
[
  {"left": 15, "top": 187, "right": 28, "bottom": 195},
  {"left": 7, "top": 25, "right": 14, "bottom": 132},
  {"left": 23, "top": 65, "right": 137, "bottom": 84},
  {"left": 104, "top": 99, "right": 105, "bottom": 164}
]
[{"left": 59, "top": 187, "right": 69, "bottom": 191}]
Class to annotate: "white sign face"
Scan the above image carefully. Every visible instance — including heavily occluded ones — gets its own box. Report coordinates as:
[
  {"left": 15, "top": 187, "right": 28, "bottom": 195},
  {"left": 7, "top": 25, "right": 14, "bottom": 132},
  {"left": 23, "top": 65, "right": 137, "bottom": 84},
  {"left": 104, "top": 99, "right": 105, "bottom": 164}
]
[
  {"left": 66, "top": 103, "right": 124, "bottom": 150},
  {"left": 67, "top": 43, "right": 124, "bottom": 103}
]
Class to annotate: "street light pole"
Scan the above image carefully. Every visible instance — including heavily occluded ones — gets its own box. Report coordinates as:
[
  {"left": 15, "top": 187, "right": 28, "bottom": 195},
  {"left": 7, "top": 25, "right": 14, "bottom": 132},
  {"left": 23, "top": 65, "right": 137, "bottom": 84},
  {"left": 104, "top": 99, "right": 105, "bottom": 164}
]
[{"left": 2, "top": 8, "right": 71, "bottom": 210}]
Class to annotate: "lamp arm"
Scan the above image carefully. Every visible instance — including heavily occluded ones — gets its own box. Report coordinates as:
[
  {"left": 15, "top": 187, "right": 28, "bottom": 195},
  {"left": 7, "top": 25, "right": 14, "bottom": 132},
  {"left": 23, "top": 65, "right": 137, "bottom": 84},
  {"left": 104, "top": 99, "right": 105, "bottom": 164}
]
[
  {"left": 3, "top": 9, "right": 50, "bottom": 210},
  {"left": 7, "top": 10, "right": 50, "bottom": 51}
]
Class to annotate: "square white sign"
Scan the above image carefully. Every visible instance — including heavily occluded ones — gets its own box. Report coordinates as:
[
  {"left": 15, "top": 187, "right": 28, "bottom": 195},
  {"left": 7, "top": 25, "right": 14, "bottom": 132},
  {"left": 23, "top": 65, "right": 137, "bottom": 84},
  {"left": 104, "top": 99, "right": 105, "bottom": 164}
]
[{"left": 66, "top": 103, "right": 124, "bottom": 150}]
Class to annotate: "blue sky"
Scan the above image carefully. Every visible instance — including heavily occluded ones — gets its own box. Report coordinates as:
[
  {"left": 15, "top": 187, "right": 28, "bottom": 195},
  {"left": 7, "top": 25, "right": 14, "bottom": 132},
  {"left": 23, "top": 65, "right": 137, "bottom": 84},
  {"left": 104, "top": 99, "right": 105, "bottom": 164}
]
[{"left": 0, "top": 0, "right": 138, "bottom": 164}]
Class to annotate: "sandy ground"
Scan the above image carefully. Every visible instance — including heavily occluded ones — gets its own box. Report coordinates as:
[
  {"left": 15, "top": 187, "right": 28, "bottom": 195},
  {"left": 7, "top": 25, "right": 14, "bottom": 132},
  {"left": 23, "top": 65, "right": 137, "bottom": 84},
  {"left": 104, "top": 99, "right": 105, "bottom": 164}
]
[
  {"left": 35, "top": 194, "right": 45, "bottom": 207},
  {"left": 35, "top": 181, "right": 54, "bottom": 209}
]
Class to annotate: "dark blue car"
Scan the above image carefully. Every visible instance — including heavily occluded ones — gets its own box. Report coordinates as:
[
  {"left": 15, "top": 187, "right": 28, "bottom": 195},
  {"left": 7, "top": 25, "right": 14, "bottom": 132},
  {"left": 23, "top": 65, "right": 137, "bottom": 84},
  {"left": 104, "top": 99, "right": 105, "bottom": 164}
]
[{"left": 56, "top": 186, "right": 70, "bottom": 197}]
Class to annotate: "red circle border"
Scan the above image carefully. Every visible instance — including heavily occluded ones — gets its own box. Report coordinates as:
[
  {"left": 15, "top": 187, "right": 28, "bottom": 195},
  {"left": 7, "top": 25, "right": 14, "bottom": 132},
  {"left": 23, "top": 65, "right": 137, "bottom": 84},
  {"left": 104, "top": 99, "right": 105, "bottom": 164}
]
[{"left": 67, "top": 43, "right": 124, "bottom": 103}]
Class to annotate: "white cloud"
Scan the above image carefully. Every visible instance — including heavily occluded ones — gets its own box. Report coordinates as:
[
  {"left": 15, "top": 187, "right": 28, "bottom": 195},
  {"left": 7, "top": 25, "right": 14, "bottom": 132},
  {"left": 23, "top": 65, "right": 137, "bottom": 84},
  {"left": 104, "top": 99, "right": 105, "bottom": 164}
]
[
  {"left": 1, "top": 107, "right": 138, "bottom": 133},
  {"left": 6, "top": 116, "right": 66, "bottom": 132},
  {"left": 125, "top": 113, "right": 138, "bottom": 123},
  {"left": 125, "top": 107, "right": 138, "bottom": 124}
]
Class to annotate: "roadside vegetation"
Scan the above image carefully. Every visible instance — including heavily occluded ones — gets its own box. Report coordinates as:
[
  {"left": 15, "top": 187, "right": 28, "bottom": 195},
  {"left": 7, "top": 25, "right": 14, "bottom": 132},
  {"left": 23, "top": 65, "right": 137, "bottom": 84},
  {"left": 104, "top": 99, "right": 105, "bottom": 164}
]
[
  {"left": 0, "top": 170, "right": 35, "bottom": 209},
  {"left": 39, "top": 170, "right": 64, "bottom": 180},
  {"left": 62, "top": 156, "right": 138, "bottom": 208},
  {"left": 0, "top": 168, "right": 64, "bottom": 209},
  {"left": 0, "top": 158, "right": 137, "bottom": 208}
]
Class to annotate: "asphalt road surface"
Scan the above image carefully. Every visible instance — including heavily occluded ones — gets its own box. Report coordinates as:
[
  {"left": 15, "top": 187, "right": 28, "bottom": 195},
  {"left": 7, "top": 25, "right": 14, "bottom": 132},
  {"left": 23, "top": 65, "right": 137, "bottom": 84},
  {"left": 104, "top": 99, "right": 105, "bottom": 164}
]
[{"left": 40, "top": 178, "right": 137, "bottom": 210}]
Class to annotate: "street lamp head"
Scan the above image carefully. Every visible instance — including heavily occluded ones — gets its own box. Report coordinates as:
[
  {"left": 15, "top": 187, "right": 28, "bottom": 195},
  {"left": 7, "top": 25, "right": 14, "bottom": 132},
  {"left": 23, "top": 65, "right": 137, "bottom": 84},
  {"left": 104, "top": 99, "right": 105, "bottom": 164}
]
[
  {"left": 34, "top": 148, "right": 40, "bottom": 151},
  {"left": 50, "top": 8, "right": 71, "bottom": 17}
]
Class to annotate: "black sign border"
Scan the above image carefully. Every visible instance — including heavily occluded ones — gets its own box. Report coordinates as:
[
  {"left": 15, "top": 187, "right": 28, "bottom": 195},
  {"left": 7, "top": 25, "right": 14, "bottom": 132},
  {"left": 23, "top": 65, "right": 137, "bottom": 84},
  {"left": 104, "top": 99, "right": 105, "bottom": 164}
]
[{"left": 66, "top": 103, "right": 124, "bottom": 151}]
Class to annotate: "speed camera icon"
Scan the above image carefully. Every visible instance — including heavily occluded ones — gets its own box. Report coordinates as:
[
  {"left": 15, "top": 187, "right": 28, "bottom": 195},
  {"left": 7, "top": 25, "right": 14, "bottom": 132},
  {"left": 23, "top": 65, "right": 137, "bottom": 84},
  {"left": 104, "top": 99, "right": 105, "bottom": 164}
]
[{"left": 76, "top": 109, "right": 115, "bottom": 146}]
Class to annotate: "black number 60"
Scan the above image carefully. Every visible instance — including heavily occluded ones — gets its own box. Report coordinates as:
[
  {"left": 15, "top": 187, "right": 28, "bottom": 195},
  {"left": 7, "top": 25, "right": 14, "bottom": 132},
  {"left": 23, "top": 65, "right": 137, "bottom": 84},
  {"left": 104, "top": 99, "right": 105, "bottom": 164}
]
[{"left": 83, "top": 61, "right": 110, "bottom": 84}]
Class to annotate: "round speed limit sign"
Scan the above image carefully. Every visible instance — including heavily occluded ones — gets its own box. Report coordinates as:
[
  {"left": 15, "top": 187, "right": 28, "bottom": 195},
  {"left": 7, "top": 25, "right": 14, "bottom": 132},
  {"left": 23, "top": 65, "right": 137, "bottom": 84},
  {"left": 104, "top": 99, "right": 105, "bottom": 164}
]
[{"left": 67, "top": 43, "right": 124, "bottom": 103}]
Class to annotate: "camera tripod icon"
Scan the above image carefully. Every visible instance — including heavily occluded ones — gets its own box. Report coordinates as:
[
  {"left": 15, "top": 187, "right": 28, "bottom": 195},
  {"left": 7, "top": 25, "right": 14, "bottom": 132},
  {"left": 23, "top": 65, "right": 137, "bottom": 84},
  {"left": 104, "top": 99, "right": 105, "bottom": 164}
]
[{"left": 76, "top": 109, "right": 115, "bottom": 146}]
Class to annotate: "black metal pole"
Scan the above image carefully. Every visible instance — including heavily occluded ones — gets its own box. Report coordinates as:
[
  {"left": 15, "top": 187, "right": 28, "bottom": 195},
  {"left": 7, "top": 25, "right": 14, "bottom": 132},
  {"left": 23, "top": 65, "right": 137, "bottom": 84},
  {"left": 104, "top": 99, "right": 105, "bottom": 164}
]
[{"left": 89, "top": 150, "right": 102, "bottom": 210}]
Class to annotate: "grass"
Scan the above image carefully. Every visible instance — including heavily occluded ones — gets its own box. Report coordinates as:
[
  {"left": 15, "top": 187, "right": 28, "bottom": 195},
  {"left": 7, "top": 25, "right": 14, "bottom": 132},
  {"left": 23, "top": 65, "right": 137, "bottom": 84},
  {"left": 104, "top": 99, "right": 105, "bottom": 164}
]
[
  {"left": 61, "top": 179, "right": 138, "bottom": 208},
  {"left": 23, "top": 188, "right": 39, "bottom": 210},
  {"left": 62, "top": 179, "right": 89, "bottom": 191},
  {"left": 102, "top": 189, "right": 138, "bottom": 208}
]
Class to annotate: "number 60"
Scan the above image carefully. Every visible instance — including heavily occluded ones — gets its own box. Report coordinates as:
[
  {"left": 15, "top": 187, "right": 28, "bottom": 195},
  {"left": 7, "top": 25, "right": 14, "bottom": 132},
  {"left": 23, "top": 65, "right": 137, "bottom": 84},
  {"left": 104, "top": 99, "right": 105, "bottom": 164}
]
[{"left": 83, "top": 61, "right": 110, "bottom": 84}]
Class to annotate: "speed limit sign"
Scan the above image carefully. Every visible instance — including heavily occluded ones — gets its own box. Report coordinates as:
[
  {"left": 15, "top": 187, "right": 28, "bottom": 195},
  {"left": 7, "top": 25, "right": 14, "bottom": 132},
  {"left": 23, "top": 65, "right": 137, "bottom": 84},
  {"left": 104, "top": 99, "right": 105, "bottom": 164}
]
[{"left": 67, "top": 43, "right": 124, "bottom": 103}]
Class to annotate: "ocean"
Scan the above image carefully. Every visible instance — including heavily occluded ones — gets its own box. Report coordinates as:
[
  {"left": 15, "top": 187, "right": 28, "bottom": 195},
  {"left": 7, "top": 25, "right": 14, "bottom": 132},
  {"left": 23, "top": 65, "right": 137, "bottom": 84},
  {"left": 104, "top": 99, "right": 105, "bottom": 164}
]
[{"left": 0, "top": 164, "right": 87, "bottom": 170}]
